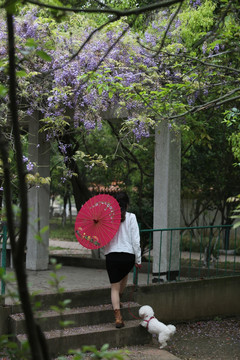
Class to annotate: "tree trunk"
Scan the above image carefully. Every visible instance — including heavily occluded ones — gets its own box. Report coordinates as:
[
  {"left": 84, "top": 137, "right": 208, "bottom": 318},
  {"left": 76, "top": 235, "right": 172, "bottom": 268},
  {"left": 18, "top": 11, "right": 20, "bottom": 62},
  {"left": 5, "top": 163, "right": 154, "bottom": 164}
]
[
  {"left": 57, "top": 133, "right": 91, "bottom": 211},
  {"left": 4, "top": 13, "right": 50, "bottom": 360}
]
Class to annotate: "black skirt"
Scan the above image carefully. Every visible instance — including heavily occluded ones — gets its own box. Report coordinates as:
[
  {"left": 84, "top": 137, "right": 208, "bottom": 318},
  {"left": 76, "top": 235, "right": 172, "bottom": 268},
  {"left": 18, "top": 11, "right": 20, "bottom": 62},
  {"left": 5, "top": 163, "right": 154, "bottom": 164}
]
[{"left": 106, "top": 252, "right": 135, "bottom": 284}]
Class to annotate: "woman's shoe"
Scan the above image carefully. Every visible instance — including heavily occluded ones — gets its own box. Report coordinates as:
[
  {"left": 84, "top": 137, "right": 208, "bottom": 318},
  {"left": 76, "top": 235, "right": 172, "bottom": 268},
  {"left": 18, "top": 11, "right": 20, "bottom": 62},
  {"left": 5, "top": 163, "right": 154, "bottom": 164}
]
[{"left": 114, "top": 309, "right": 124, "bottom": 328}]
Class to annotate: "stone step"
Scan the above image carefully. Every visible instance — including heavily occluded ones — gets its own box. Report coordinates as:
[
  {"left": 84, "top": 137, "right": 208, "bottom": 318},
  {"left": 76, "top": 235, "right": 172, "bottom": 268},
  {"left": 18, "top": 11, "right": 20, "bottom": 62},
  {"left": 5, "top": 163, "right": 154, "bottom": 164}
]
[
  {"left": 9, "top": 288, "right": 152, "bottom": 357},
  {"left": 9, "top": 302, "right": 140, "bottom": 334},
  {"left": 17, "top": 319, "right": 152, "bottom": 358},
  {"left": 10, "top": 286, "right": 138, "bottom": 315}
]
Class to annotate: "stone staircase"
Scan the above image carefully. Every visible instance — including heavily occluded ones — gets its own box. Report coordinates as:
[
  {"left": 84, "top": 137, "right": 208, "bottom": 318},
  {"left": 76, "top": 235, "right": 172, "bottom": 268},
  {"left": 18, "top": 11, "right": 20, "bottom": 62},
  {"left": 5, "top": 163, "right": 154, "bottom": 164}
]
[{"left": 8, "top": 288, "right": 152, "bottom": 358}]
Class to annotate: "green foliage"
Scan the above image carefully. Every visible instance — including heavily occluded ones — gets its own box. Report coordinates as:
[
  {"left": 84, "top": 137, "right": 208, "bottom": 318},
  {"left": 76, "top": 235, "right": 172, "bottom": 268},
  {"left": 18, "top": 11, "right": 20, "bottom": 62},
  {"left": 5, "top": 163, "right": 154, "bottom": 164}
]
[
  {"left": 179, "top": 0, "right": 216, "bottom": 48},
  {"left": 61, "top": 343, "right": 129, "bottom": 360},
  {"left": 0, "top": 84, "right": 7, "bottom": 97},
  {"left": 0, "top": 334, "right": 30, "bottom": 360},
  {"left": 50, "top": 219, "right": 76, "bottom": 240},
  {"left": 223, "top": 108, "right": 240, "bottom": 228},
  {"left": 34, "top": 224, "right": 49, "bottom": 243},
  {"left": 48, "top": 258, "right": 66, "bottom": 294},
  {"left": 73, "top": 151, "right": 108, "bottom": 170},
  {"left": 223, "top": 108, "right": 240, "bottom": 164},
  {"left": 181, "top": 107, "right": 240, "bottom": 227},
  {"left": 230, "top": 194, "right": 240, "bottom": 229}
]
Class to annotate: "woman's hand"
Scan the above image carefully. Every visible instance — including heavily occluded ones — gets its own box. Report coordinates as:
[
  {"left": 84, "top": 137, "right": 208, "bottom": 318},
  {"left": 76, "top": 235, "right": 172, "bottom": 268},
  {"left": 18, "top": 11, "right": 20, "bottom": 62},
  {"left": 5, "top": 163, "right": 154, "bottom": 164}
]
[{"left": 135, "top": 263, "right": 142, "bottom": 269}]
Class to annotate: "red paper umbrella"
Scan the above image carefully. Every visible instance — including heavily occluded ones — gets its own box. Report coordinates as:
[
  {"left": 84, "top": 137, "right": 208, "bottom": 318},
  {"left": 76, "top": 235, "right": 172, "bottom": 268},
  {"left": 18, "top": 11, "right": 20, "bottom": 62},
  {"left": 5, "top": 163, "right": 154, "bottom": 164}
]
[{"left": 75, "top": 194, "right": 121, "bottom": 249}]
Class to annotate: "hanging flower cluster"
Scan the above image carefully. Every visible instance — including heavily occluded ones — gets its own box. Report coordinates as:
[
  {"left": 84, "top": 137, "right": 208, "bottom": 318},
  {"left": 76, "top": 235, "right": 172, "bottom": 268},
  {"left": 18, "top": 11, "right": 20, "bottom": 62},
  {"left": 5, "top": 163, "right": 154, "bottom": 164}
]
[{"left": 0, "top": 1, "right": 238, "bottom": 144}]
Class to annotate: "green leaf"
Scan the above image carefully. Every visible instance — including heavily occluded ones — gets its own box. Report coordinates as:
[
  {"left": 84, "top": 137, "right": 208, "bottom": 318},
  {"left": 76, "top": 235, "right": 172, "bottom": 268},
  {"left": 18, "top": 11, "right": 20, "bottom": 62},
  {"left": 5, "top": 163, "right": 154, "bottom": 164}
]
[
  {"left": 58, "top": 287, "right": 65, "bottom": 293},
  {"left": 50, "top": 258, "right": 57, "bottom": 265},
  {"left": 55, "top": 263, "right": 62, "bottom": 270},
  {"left": 50, "top": 305, "right": 60, "bottom": 312},
  {"left": 35, "top": 234, "right": 42, "bottom": 242},
  {"left": 50, "top": 272, "right": 57, "bottom": 279},
  {"left": 59, "top": 299, "right": 71, "bottom": 307},
  {"left": 36, "top": 50, "right": 52, "bottom": 62},
  {"left": 59, "top": 320, "right": 75, "bottom": 327},
  {"left": 0, "top": 84, "right": 7, "bottom": 97},
  {"left": 40, "top": 225, "right": 49, "bottom": 234},
  {"left": 5, "top": 0, "right": 18, "bottom": 14},
  {"left": 100, "top": 344, "right": 109, "bottom": 352},
  {"left": 25, "top": 38, "right": 38, "bottom": 48},
  {"left": 16, "top": 70, "right": 27, "bottom": 78}
]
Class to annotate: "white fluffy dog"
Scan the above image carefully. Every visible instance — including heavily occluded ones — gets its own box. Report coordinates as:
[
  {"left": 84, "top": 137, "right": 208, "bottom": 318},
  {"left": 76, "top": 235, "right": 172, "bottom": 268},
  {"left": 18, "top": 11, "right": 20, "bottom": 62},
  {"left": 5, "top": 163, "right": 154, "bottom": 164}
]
[{"left": 139, "top": 305, "right": 176, "bottom": 349}]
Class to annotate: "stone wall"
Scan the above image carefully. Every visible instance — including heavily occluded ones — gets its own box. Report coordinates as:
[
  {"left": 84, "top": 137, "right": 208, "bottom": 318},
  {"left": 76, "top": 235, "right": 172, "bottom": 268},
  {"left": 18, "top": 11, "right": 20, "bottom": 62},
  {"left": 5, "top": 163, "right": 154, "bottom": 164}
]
[
  {"left": 135, "top": 276, "right": 240, "bottom": 323},
  {"left": 1, "top": 276, "right": 240, "bottom": 335}
]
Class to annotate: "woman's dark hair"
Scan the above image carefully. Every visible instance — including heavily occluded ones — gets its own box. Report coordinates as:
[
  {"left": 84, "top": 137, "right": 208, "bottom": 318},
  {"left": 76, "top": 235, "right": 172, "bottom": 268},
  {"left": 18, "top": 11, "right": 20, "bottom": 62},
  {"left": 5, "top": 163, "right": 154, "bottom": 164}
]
[{"left": 115, "top": 191, "right": 129, "bottom": 222}]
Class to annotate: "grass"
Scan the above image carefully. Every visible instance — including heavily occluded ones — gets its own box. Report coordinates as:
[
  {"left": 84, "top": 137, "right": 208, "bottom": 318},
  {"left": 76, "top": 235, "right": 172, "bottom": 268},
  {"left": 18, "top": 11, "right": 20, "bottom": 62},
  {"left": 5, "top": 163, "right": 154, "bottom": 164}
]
[
  {"left": 180, "top": 235, "right": 240, "bottom": 253},
  {"left": 50, "top": 217, "right": 76, "bottom": 242},
  {"left": 49, "top": 246, "right": 65, "bottom": 251},
  {"left": 180, "top": 258, "right": 240, "bottom": 271}
]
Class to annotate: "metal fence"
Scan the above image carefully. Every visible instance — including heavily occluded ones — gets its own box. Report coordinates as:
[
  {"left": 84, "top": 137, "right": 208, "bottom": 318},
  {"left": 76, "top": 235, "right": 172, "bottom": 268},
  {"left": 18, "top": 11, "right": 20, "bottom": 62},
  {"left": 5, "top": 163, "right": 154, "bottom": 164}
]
[
  {"left": 1, "top": 224, "right": 240, "bottom": 291},
  {"left": 0, "top": 223, "right": 7, "bottom": 295},
  {"left": 139, "top": 225, "right": 240, "bottom": 284}
]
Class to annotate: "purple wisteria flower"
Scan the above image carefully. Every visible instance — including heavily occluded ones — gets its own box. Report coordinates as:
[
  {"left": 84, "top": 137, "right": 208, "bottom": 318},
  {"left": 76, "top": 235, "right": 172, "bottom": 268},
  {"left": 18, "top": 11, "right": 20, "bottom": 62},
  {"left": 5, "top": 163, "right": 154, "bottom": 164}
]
[
  {"left": 175, "top": 19, "right": 181, "bottom": 29},
  {"left": 58, "top": 142, "right": 72, "bottom": 155},
  {"left": 203, "top": 88, "right": 208, "bottom": 96},
  {"left": 132, "top": 120, "right": 150, "bottom": 142},
  {"left": 145, "top": 32, "right": 157, "bottom": 47},
  {"left": 202, "top": 43, "right": 207, "bottom": 54},
  {"left": 26, "top": 162, "right": 34, "bottom": 171},
  {"left": 214, "top": 43, "right": 220, "bottom": 53},
  {"left": 22, "top": 155, "right": 28, "bottom": 163},
  {"left": 187, "top": 97, "right": 194, "bottom": 106},
  {"left": 0, "top": 6, "right": 164, "bottom": 144},
  {"left": 189, "top": 0, "right": 201, "bottom": 8}
]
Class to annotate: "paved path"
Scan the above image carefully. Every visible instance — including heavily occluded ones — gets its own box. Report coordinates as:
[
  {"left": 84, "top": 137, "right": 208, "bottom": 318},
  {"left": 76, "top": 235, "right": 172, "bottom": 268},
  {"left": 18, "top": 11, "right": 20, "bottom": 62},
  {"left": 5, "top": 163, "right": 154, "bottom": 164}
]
[
  {"left": 49, "top": 239, "right": 91, "bottom": 256},
  {"left": 5, "top": 239, "right": 239, "bottom": 296},
  {"left": 49, "top": 239, "right": 240, "bottom": 262}
]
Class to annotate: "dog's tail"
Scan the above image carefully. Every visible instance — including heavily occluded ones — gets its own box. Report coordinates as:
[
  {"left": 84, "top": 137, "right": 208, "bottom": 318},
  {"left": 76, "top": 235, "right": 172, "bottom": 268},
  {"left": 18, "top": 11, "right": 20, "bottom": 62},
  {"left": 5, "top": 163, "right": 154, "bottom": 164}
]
[{"left": 167, "top": 324, "right": 176, "bottom": 335}]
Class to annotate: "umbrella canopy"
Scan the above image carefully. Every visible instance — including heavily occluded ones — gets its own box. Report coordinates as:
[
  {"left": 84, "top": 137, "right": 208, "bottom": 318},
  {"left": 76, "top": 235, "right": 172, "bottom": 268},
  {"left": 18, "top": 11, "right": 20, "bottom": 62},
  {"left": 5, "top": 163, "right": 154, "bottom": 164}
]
[{"left": 75, "top": 194, "right": 121, "bottom": 249}]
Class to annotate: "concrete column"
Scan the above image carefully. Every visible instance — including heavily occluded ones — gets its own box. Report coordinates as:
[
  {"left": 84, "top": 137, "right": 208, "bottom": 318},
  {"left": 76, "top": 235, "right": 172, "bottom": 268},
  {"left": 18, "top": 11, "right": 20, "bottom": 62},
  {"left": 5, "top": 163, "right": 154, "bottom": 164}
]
[
  {"left": 153, "top": 121, "right": 181, "bottom": 281},
  {"left": 26, "top": 113, "right": 50, "bottom": 270}
]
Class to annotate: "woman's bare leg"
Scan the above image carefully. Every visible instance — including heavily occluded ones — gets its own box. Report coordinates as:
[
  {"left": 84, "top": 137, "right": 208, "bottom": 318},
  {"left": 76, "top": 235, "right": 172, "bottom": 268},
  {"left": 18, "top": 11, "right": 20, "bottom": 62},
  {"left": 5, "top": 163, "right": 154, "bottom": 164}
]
[
  {"left": 111, "top": 274, "right": 129, "bottom": 310},
  {"left": 111, "top": 282, "right": 121, "bottom": 310},
  {"left": 119, "top": 274, "right": 128, "bottom": 296}
]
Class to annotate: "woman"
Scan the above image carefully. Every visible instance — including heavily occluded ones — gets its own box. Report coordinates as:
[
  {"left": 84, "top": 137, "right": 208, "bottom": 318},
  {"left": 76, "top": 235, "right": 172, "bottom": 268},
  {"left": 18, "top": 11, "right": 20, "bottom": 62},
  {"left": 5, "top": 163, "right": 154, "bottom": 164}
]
[{"left": 104, "top": 192, "right": 141, "bottom": 328}]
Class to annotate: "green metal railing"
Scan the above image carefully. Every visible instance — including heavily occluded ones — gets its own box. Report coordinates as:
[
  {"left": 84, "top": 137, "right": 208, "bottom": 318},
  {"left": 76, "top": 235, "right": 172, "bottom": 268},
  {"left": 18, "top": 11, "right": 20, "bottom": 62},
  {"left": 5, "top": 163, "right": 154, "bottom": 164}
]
[
  {"left": 0, "top": 222, "right": 7, "bottom": 295},
  {"left": 139, "top": 225, "right": 240, "bottom": 285}
]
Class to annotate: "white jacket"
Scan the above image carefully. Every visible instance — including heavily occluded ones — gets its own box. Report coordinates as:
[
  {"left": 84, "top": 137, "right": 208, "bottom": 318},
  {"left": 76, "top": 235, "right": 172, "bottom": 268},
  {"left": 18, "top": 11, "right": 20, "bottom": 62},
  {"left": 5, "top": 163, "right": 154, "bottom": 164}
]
[{"left": 104, "top": 212, "right": 141, "bottom": 264}]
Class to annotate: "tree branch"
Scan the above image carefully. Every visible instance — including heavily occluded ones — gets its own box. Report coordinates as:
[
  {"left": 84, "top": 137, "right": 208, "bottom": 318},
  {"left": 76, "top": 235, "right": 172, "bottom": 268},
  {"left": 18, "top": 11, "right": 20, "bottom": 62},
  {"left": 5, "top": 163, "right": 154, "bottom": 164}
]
[
  {"left": 24, "top": 0, "right": 184, "bottom": 16},
  {"left": 162, "top": 50, "right": 240, "bottom": 75},
  {"left": 153, "top": 1, "right": 183, "bottom": 58},
  {"left": 70, "top": 15, "right": 120, "bottom": 62},
  {"left": 6, "top": 13, "right": 28, "bottom": 258},
  {"left": 166, "top": 88, "right": 240, "bottom": 121},
  {"left": 107, "top": 120, "right": 152, "bottom": 178}
]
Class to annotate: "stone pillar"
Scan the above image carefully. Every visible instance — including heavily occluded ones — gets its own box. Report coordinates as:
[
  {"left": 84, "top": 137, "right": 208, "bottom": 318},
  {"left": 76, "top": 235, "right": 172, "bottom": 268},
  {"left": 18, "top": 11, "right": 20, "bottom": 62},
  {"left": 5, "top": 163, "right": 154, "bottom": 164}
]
[
  {"left": 152, "top": 121, "right": 181, "bottom": 282},
  {"left": 26, "top": 113, "right": 50, "bottom": 270}
]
